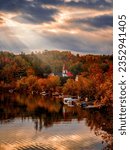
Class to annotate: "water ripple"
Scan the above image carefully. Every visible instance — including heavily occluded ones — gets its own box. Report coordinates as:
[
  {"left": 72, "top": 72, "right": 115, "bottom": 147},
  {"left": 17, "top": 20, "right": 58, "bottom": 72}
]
[{"left": 0, "top": 118, "right": 104, "bottom": 150}]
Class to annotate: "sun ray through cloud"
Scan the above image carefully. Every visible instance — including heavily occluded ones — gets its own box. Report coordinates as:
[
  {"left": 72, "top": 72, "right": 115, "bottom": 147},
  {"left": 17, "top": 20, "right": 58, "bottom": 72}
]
[{"left": 0, "top": 0, "right": 113, "bottom": 54}]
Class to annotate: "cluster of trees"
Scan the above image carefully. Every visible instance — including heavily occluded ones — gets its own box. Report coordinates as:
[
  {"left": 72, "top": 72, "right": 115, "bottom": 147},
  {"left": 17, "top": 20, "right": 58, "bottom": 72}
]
[
  {"left": 63, "top": 63, "right": 112, "bottom": 106},
  {"left": 0, "top": 50, "right": 113, "bottom": 106},
  {"left": 16, "top": 75, "right": 61, "bottom": 94}
]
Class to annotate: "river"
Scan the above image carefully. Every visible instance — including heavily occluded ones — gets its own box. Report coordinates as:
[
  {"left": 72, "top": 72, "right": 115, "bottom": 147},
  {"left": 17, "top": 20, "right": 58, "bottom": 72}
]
[{"left": 0, "top": 94, "right": 112, "bottom": 150}]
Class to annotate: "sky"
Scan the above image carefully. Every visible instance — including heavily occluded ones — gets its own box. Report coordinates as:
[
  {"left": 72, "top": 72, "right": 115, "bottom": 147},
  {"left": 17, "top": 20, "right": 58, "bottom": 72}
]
[{"left": 0, "top": 0, "right": 113, "bottom": 54}]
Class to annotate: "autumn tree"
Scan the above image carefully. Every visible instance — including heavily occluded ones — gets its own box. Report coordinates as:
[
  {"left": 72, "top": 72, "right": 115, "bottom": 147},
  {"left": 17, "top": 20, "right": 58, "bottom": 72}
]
[
  {"left": 70, "top": 62, "right": 83, "bottom": 76},
  {"left": 16, "top": 75, "right": 39, "bottom": 93},
  {"left": 63, "top": 79, "right": 78, "bottom": 96},
  {"left": 94, "top": 64, "right": 113, "bottom": 106}
]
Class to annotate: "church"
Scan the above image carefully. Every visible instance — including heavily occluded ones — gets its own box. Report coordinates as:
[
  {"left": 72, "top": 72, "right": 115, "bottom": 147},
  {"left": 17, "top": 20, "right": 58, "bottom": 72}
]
[
  {"left": 49, "top": 64, "right": 73, "bottom": 77},
  {"left": 62, "top": 64, "right": 73, "bottom": 77}
]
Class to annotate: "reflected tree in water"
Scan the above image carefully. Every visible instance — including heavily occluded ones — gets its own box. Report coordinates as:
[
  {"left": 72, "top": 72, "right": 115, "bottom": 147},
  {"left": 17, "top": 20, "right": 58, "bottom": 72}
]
[{"left": 0, "top": 94, "right": 112, "bottom": 149}]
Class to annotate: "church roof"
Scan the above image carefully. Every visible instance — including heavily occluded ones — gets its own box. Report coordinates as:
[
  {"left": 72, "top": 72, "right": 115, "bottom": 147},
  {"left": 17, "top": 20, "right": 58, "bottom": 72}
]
[{"left": 66, "top": 71, "right": 73, "bottom": 77}]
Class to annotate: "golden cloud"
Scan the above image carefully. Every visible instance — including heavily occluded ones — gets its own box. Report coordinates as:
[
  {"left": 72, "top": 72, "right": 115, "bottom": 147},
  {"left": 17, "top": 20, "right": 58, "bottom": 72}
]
[{"left": 0, "top": 13, "right": 5, "bottom": 25}]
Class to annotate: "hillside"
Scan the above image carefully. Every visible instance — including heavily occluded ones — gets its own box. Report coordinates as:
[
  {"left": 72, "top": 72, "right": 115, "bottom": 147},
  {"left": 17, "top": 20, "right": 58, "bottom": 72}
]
[{"left": 0, "top": 50, "right": 113, "bottom": 106}]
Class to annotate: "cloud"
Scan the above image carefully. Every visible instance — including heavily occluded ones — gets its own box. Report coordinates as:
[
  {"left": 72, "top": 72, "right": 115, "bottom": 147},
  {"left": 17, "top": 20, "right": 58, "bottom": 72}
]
[
  {"left": 40, "top": 0, "right": 113, "bottom": 10},
  {"left": 41, "top": 0, "right": 64, "bottom": 5},
  {"left": 0, "top": 13, "right": 5, "bottom": 25},
  {"left": 63, "top": 0, "right": 112, "bottom": 10},
  {"left": 12, "top": 8, "right": 58, "bottom": 24},
  {"left": 73, "top": 15, "right": 113, "bottom": 29},
  {"left": 105, "top": 0, "right": 112, "bottom": 3},
  {"left": 41, "top": 29, "right": 112, "bottom": 54},
  {"left": 87, "top": 15, "right": 113, "bottom": 28},
  {"left": 0, "top": 27, "right": 27, "bottom": 52},
  {"left": 0, "top": 22, "right": 112, "bottom": 54},
  {"left": 0, "top": 0, "right": 59, "bottom": 24},
  {"left": 0, "top": 0, "right": 113, "bottom": 54},
  {"left": 0, "top": 0, "right": 112, "bottom": 26},
  {"left": 0, "top": 17, "right": 5, "bottom": 24}
]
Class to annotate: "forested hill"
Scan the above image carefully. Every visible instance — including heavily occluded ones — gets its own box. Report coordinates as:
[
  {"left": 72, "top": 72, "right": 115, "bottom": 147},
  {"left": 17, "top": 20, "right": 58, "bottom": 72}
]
[
  {"left": 0, "top": 50, "right": 112, "bottom": 80},
  {"left": 0, "top": 50, "right": 113, "bottom": 106}
]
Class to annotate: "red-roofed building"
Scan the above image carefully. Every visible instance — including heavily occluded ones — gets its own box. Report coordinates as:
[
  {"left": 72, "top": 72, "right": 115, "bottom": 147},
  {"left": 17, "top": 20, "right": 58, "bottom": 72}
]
[
  {"left": 66, "top": 72, "right": 73, "bottom": 77},
  {"left": 62, "top": 64, "right": 73, "bottom": 77}
]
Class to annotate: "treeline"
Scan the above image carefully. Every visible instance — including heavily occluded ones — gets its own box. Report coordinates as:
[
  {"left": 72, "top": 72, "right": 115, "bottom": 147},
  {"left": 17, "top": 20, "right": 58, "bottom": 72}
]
[{"left": 0, "top": 50, "right": 113, "bottom": 106}]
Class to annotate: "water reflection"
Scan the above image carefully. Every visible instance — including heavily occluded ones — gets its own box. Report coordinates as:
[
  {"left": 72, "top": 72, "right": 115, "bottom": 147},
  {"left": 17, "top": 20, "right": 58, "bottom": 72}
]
[{"left": 0, "top": 94, "right": 112, "bottom": 150}]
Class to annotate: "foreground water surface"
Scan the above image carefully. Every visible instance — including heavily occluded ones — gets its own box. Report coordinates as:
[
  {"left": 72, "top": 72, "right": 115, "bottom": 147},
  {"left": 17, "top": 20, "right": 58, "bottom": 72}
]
[{"left": 0, "top": 94, "right": 112, "bottom": 150}]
